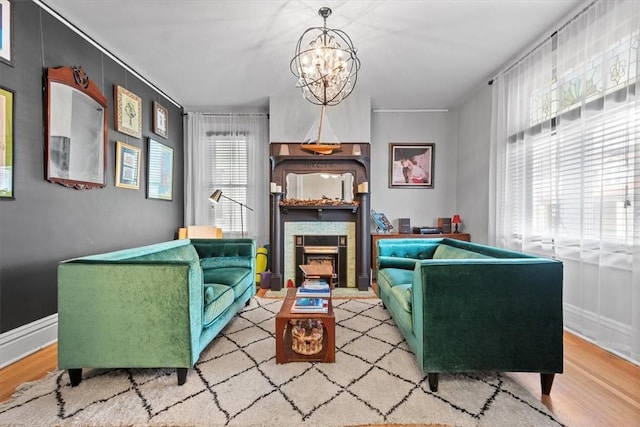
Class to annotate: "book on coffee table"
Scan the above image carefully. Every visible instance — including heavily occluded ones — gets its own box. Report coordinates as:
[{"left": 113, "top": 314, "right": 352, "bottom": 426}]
[
  {"left": 291, "top": 297, "right": 329, "bottom": 313},
  {"left": 297, "top": 281, "right": 331, "bottom": 298}
]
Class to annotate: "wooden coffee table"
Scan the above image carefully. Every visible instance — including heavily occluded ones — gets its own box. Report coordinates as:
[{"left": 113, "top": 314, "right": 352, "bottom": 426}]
[{"left": 275, "top": 288, "right": 335, "bottom": 363}]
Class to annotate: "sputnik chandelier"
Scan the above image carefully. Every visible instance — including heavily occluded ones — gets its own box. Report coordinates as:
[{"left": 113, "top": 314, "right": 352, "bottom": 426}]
[
  {"left": 290, "top": 6, "right": 360, "bottom": 106},
  {"left": 290, "top": 7, "right": 361, "bottom": 154}
]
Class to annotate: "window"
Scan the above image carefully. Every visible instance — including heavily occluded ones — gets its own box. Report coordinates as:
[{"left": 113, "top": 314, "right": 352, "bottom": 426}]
[
  {"left": 208, "top": 135, "right": 249, "bottom": 233},
  {"left": 503, "top": 30, "right": 639, "bottom": 258}
]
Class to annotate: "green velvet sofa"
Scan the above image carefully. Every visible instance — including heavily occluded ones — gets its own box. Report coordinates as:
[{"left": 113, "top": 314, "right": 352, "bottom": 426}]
[
  {"left": 376, "top": 238, "right": 563, "bottom": 394},
  {"left": 58, "top": 238, "right": 255, "bottom": 386}
]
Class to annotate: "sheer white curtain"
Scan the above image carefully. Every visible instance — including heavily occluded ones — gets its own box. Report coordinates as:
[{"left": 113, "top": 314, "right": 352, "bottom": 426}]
[
  {"left": 490, "top": 0, "right": 640, "bottom": 364},
  {"left": 184, "top": 113, "right": 269, "bottom": 245}
]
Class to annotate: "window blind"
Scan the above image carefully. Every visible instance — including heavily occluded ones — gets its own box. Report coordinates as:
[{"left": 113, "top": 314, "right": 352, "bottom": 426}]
[
  {"left": 506, "top": 101, "right": 638, "bottom": 258},
  {"left": 208, "top": 136, "right": 249, "bottom": 233}
]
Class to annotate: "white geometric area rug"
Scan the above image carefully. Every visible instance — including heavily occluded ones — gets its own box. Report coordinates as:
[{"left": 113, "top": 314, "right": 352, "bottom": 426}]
[{"left": 0, "top": 298, "right": 564, "bottom": 427}]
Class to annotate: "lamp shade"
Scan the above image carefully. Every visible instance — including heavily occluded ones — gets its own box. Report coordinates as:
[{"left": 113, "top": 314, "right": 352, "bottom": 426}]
[
  {"left": 451, "top": 214, "right": 462, "bottom": 224},
  {"left": 209, "top": 189, "right": 222, "bottom": 203}
]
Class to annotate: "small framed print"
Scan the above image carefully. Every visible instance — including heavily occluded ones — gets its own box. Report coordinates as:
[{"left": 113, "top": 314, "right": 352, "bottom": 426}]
[
  {"left": 115, "top": 141, "right": 140, "bottom": 190},
  {"left": 153, "top": 101, "right": 168, "bottom": 138},
  {"left": 389, "top": 143, "right": 435, "bottom": 188},
  {"left": 114, "top": 85, "right": 142, "bottom": 138},
  {"left": 0, "top": 0, "right": 14, "bottom": 67}
]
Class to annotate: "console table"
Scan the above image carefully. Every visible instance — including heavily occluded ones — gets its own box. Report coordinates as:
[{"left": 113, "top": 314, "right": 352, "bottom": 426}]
[{"left": 371, "top": 233, "right": 471, "bottom": 274}]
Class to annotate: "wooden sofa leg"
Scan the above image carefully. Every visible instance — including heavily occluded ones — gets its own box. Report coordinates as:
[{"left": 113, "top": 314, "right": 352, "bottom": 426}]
[
  {"left": 540, "top": 373, "right": 555, "bottom": 395},
  {"left": 68, "top": 369, "right": 82, "bottom": 387},
  {"left": 428, "top": 373, "right": 439, "bottom": 392},
  {"left": 177, "top": 368, "right": 188, "bottom": 385}
]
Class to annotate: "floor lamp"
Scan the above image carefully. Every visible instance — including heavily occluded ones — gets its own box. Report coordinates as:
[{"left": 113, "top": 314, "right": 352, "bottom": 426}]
[{"left": 209, "top": 190, "right": 254, "bottom": 238}]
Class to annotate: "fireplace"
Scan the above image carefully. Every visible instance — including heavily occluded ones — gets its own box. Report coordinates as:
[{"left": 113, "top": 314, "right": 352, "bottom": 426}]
[
  {"left": 294, "top": 233, "right": 350, "bottom": 287},
  {"left": 269, "top": 143, "right": 371, "bottom": 291}
]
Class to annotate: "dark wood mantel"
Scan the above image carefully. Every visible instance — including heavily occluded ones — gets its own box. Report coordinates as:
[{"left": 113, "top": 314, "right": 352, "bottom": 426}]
[{"left": 269, "top": 143, "right": 371, "bottom": 291}]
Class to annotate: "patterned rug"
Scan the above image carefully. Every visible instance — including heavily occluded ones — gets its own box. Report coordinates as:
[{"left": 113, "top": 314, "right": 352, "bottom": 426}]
[{"left": 0, "top": 298, "right": 564, "bottom": 426}]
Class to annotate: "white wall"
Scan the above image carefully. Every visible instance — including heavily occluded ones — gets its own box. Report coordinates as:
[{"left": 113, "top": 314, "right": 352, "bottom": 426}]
[
  {"left": 370, "top": 111, "right": 459, "bottom": 231},
  {"left": 455, "top": 85, "right": 492, "bottom": 244}
]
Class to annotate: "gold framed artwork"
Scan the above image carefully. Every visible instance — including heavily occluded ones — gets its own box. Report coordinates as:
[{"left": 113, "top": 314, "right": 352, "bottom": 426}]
[
  {"left": 153, "top": 101, "right": 168, "bottom": 138},
  {"left": 114, "top": 85, "right": 142, "bottom": 138},
  {"left": 0, "top": 85, "right": 14, "bottom": 199},
  {"left": 115, "top": 141, "right": 141, "bottom": 190}
]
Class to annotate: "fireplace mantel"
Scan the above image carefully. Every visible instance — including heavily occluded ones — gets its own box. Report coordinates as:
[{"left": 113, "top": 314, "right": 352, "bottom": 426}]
[{"left": 269, "top": 143, "right": 371, "bottom": 291}]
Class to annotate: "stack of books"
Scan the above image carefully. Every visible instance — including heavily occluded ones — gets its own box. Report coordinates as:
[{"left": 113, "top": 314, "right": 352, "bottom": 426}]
[
  {"left": 296, "top": 280, "right": 331, "bottom": 298},
  {"left": 292, "top": 280, "right": 331, "bottom": 313},
  {"left": 291, "top": 297, "right": 329, "bottom": 313}
]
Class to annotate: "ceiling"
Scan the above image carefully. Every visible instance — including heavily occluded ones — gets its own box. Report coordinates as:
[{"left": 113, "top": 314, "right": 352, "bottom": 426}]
[{"left": 38, "top": 0, "right": 584, "bottom": 110}]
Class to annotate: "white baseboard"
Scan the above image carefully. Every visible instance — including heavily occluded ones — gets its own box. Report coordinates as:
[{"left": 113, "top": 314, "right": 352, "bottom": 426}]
[{"left": 0, "top": 314, "right": 58, "bottom": 369}]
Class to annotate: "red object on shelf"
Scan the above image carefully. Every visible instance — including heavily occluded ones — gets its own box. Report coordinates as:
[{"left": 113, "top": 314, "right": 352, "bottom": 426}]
[
  {"left": 451, "top": 214, "right": 462, "bottom": 233},
  {"left": 287, "top": 279, "right": 295, "bottom": 288}
]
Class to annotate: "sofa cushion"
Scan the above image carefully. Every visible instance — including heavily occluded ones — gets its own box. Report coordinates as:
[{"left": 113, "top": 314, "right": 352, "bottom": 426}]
[
  {"left": 204, "top": 286, "right": 215, "bottom": 305},
  {"left": 203, "top": 267, "right": 252, "bottom": 299},
  {"left": 433, "top": 245, "right": 492, "bottom": 260},
  {"left": 378, "top": 268, "right": 414, "bottom": 288},
  {"left": 387, "top": 285, "right": 413, "bottom": 334},
  {"left": 390, "top": 284, "right": 412, "bottom": 313},
  {"left": 203, "top": 284, "right": 235, "bottom": 327}
]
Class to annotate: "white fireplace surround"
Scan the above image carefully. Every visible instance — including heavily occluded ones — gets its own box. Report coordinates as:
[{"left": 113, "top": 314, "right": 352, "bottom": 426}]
[{"left": 284, "top": 221, "right": 356, "bottom": 288}]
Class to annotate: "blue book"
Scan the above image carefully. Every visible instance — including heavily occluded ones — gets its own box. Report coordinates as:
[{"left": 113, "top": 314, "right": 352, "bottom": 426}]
[{"left": 294, "top": 297, "right": 324, "bottom": 308}]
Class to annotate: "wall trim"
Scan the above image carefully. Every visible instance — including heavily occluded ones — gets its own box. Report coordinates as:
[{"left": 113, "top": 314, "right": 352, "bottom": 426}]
[{"left": 0, "top": 314, "right": 58, "bottom": 369}]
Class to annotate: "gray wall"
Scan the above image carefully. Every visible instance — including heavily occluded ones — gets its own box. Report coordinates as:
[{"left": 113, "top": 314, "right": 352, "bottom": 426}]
[
  {"left": 0, "top": 1, "right": 184, "bottom": 334},
  {"left": 455, "top": 85, "right": 492, "bottom": 244},
  {"left": 370, "top": 111, "right": 460, "bottom": 231}
]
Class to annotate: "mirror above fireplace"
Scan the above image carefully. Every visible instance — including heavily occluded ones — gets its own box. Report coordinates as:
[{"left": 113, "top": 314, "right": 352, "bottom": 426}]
[{"left": 285, "top": 172, "right": 354, "bottom": 202}]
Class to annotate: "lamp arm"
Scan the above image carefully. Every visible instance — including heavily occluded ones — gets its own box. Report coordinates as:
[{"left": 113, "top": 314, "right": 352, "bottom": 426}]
[{"left": 220, "top": 194, "right": 254, "bottom": 211}]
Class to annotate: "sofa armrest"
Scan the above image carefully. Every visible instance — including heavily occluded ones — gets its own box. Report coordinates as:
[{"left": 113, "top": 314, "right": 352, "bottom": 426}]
[
  {"left": 58, "top": 260, "right": 203, "bottom": 369},
  {"left": 377, "top": 256, "right": 419, "bottom": 271},
  {"left": 412, "top": 258, "right": 563, "bottom": 373}
]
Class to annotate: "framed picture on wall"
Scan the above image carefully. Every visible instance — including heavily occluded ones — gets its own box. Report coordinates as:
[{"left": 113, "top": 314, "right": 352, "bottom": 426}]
[
  {"left": 147, "top": 137, "right": 173, "bottom": 200},
  {"left": 0, "top": 0, "right": 14, "bottom": 67},
  {"left": 114, "top": 85, "right": 142, "bottom": 138},
  {"left": 389, "top": 143, "right": 435, "bottom": 189},
  {"left": 153, "top": 101, "right": 168, "bottom": 138},
  {"left": 115, "top": 141, "right": 141, "bottom": 190},
  {"left": 0, "top": 85, "right": 14, "bottom": 199}
]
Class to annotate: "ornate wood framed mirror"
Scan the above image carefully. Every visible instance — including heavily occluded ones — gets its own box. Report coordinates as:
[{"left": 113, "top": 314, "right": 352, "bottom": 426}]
[{"left": 45, "top": 66, "right": 108, "bottom": 189}]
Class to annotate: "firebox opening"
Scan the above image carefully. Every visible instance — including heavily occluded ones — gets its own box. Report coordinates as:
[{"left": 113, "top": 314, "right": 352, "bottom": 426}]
[{"left": 295, "top": 235, "right": 347, "bottom": 287}]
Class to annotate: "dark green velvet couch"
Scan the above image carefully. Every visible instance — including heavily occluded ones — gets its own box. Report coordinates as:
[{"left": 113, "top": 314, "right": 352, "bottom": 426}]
[
  {"left": 376, "top": 238, "right": 563, "bottom": 394},
  {"left": 58, "top": 238, "right": 255, "bottom": 386}
]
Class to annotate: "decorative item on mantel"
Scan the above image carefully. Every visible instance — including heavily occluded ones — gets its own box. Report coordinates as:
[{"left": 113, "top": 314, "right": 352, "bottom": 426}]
[
  {"left": 280, "top": 197, "right": 359, "bottom": 207},
  {"left": 290, "top": 6, "right": 361, "bottom": 155}
]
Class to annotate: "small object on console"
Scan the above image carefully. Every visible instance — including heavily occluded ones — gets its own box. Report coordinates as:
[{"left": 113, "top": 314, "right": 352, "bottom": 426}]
[{"left": 412, "top": 227, "right": 442, "bottom": 234}]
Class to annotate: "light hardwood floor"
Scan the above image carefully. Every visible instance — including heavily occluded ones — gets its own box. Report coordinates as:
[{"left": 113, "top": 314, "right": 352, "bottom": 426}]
[{"left": 1, "top": 334, "right": 639, "bottom": 426}]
